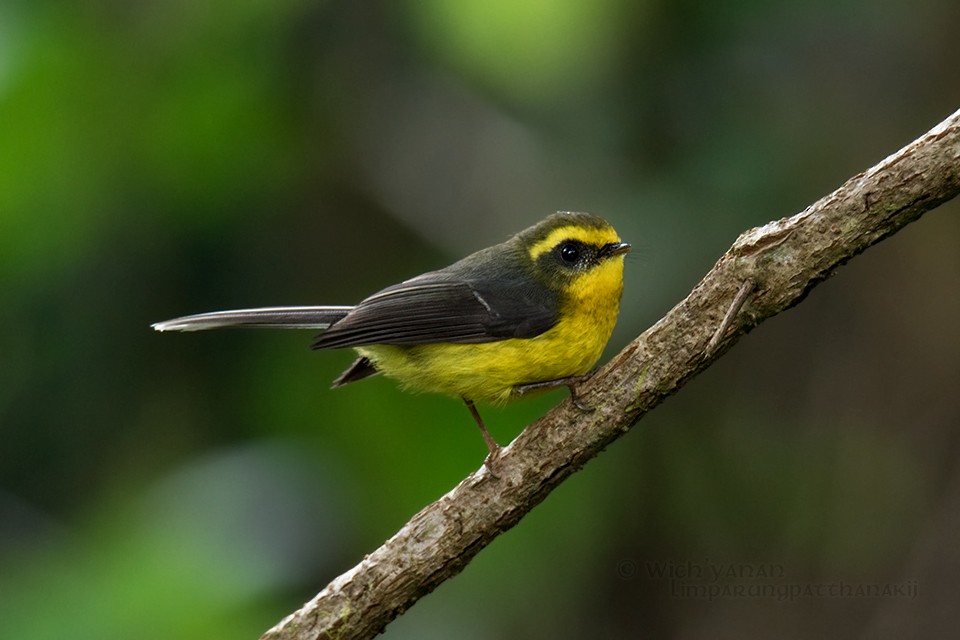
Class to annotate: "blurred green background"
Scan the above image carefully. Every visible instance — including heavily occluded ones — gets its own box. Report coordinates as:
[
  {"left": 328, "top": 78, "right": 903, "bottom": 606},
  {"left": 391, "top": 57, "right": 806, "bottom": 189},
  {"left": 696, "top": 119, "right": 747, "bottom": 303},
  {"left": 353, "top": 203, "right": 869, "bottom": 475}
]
[{"left": 2, "top": 1, "right": 959, "bottom": 638}]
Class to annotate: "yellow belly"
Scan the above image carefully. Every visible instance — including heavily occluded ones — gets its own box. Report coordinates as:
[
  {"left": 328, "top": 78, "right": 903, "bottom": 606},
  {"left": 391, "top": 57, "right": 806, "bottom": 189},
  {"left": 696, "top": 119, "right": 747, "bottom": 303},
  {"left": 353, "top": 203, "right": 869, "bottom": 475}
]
[{"left": 357, "top": 258, "right": 624, "bottom": 404}]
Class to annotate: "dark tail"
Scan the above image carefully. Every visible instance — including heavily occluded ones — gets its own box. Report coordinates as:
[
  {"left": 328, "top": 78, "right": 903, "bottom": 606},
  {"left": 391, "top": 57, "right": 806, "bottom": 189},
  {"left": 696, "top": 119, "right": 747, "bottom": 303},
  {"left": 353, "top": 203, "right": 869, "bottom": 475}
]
[{"left": 151, "top": 306, "right": 353, "bottom": 332}]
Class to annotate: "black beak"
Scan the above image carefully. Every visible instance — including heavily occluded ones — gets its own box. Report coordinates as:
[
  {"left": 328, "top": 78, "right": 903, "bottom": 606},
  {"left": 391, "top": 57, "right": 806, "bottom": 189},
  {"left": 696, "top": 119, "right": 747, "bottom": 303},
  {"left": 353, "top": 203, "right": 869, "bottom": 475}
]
[{"left": 600, "top": 242, "right": 632, "bottom": 258}]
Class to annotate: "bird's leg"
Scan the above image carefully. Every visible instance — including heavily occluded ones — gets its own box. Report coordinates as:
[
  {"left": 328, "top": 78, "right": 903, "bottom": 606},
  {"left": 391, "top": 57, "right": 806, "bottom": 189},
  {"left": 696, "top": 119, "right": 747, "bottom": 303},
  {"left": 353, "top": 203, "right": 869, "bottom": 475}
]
[
  {"left": 463, "top": 398, "right": 502, "bottom": 469},
  {"left": 514, "top": 373, "right": 595, "bottom": 412}
]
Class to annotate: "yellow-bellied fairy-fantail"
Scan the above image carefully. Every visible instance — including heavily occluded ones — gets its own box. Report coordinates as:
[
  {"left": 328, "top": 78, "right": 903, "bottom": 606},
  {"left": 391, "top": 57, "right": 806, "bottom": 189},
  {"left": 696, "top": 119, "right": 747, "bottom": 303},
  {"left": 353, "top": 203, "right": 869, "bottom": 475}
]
[{"left": 153, "top": 212, "right": 630, "bottom": 462}]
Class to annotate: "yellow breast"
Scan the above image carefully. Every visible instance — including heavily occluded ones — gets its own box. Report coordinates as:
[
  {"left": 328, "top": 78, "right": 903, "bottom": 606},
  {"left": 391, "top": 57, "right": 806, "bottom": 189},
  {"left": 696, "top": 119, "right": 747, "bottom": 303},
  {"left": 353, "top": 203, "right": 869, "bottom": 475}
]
[{"left": 357, "top": 254, "right": 625, "bottom": 404}]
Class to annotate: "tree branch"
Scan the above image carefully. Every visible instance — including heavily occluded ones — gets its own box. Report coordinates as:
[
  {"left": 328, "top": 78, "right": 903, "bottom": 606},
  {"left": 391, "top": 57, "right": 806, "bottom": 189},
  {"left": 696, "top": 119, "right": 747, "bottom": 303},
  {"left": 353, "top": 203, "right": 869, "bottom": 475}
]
[{"left": 261, "top": 108, "right": 960, "bottom": 640}]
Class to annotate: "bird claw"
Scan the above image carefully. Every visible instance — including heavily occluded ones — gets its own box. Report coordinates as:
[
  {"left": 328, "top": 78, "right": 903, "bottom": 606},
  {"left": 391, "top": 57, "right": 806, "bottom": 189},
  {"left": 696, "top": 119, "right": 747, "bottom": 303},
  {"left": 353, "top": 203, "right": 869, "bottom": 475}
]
[
  {"left": 568, "top": 385, "right": 595, "bottom": 412},
  {"left": 513, "top": 374, "right": 597, "bottom": 412},
  {"left": 483, "top": 444, "right": 503, "bottom": 476}
]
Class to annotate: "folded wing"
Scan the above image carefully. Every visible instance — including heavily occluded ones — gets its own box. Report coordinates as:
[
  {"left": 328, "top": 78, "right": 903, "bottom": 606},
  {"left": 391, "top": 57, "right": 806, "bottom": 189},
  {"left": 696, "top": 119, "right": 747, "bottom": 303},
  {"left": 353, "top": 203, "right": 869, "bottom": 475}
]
[{"left": 311, "top": 274, "right": 558, "bottom": 349}]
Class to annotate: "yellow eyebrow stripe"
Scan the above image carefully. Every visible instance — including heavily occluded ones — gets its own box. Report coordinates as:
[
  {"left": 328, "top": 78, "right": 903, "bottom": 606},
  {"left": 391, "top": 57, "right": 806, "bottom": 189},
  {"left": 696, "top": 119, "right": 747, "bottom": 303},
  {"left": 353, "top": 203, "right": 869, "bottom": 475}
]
[{"left": 526, "top": 225, "right": 621, "bottom": 260}]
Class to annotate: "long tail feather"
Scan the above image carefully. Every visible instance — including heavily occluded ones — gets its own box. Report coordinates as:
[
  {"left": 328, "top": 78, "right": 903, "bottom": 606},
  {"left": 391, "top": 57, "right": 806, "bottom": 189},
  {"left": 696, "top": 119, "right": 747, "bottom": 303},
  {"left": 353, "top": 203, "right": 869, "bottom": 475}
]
[{"left": 151, "top": 306, "right": 353, "bottom": 332}]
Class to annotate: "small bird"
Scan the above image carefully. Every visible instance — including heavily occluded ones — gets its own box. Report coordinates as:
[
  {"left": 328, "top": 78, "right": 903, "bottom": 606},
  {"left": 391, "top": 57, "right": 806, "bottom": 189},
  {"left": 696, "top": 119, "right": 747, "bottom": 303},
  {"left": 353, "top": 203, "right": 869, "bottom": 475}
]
[{"left": 153, "top": 212, "right": 630, "bottom": 463}]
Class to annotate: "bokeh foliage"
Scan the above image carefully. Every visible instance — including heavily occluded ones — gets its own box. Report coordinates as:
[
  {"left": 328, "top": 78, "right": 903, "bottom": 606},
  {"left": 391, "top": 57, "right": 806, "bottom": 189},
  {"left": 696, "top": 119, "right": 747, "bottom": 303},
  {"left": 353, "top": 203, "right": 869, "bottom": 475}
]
[{"left": 2, "top": 1, "right": 959, "bottom": 638}]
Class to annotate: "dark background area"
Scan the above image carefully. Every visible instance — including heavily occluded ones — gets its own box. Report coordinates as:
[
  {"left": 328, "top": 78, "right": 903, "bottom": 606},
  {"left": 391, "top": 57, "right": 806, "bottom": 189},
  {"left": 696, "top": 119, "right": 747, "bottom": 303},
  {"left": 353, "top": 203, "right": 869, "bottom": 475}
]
[{"left": 2, "top": 1, "right": 959, "bottom": 638}]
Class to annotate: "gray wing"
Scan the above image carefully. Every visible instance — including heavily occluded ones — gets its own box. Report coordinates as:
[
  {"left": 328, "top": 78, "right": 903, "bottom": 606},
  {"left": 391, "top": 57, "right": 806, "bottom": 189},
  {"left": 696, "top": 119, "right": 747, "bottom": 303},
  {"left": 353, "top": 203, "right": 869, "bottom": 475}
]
[{"left": 311, "top": 273, "right": 558, "bottom": 349}]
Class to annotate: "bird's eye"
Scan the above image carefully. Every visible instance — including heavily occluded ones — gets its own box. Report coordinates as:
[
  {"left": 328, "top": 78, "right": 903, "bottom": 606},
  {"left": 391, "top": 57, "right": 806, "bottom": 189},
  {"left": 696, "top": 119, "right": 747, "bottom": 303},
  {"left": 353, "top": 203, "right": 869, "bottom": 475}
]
[{"left": 559, "top": 243, "right": 580, "bottom": 264}]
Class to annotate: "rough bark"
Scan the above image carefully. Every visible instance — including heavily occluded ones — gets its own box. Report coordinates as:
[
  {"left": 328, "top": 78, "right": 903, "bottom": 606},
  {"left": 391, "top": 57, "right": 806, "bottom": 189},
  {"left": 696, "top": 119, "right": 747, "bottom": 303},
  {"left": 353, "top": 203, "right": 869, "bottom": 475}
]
[{"left": 261, "top": 108, "right": 960, "bottom": 640}]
